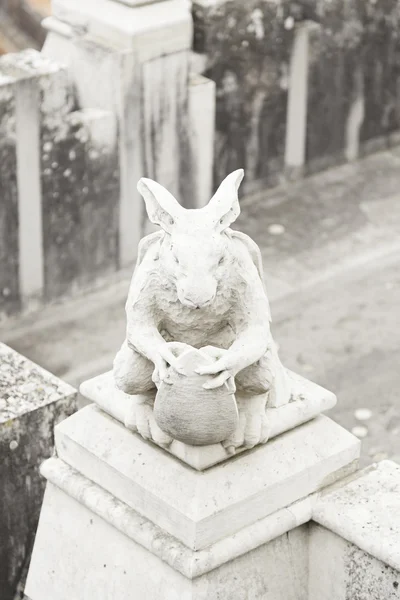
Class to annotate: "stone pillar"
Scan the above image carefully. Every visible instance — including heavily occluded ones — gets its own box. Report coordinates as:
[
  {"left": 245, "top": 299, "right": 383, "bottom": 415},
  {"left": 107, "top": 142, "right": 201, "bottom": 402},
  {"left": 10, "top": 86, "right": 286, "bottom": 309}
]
[
  {"left": 0, "top": 49, "right": 120, "bottom": 317},
  {"left": 42, "top": 0, "right": 194, "bottom": 266},
  {"left": 284, "top": 21, "right": 313, "bottom": 180},
  {"left": 188, "top": 73, "right": 216, "bottom": 208},
  {"left": 25, "top": 370, "right": 361, "bottom": 599},
  {"left": 0, "top": 49, "right": 71, "bottom": 315},
  {"left": 0, "top": 343, "right": 77, "bottom": 600}
]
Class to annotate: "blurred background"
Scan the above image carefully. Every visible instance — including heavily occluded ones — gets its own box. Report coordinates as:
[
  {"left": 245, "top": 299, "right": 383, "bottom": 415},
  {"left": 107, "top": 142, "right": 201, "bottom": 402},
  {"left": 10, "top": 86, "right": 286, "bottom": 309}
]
[
  {"left": 0, "top": 0, "right": 49, "bottom": 54},
  {"left": 0, "top": 1, "right": 400, "bottom": 595},
  {"left": 1, "top": 0, "right": 399, "bottom": 464}
]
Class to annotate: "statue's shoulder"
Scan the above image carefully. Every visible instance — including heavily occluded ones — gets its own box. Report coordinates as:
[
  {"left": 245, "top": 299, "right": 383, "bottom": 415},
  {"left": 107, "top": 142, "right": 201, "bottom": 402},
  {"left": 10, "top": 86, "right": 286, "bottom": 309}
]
[
  {"left": 126, "top": 231, "right": 163, "bottom": 312},
  {"left": 136, "top": 231, "right": 164, "bottom": 267},
  {"left": 229, "top": 229, "right": 271, "bottom": 321},
  {"left": 228, "top": 230, "right": 264, "bottom": 279}
]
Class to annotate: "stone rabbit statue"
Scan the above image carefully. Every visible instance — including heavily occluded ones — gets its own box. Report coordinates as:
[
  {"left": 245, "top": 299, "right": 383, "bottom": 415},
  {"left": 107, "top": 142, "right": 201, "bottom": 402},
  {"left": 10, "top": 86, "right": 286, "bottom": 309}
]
[{"left": 114, "top": 169, "right": 291, "bottom": 453}]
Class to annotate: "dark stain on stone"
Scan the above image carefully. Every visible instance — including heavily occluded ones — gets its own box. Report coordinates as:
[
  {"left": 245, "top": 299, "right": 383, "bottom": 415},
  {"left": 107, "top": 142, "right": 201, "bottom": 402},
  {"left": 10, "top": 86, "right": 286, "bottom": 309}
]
[
  {"left": 41, "top": 111, "right": 120, "bottom": 301},
  {"left": 345, "top": 544, "right": 400, "bottom": 600},
  {"left": 305, "top": 0, "right": 400, "bottom": 166},
  {"left": 0, "top": 394, "right": 76, "bottom": 599},
  {"left": 361, "top": 0, "right": 400, "bottom": 143},
  {"left": 0, "top": 88, "right": 20, "bottom": 319},
  {"left": 306, "top": 0, "right": 357, "bottom": 166},
  {"left": 193, "top": 0, "right": 295, "bottom": 191}
]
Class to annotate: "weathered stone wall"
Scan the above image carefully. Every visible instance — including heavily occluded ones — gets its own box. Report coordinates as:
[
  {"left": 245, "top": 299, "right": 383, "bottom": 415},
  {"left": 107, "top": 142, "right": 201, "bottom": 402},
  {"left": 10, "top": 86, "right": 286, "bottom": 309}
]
[
  {"left": 0, "top": 343, "right": 77, "bottom": 600},
  {"left": 193, "top": 0, "right": 297, "bottom": 192},
  {"left": 193, "top": 0, "right": 400, "bottom": 190},
  {"left": 0, "top": 49, "right": 119, "bottom": 320},
  {"left": 41, "top": 109, "right": 119, "bottom": 301},
  {"left": 42, "top": 0, "right": 195, "bottom": 267}
]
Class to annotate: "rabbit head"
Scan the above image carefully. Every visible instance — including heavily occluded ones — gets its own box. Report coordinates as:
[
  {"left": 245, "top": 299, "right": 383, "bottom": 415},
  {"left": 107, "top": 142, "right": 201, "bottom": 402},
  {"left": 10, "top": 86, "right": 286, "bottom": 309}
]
[{"left": 138, "top": 169, "right": 244, "bottom": 309}]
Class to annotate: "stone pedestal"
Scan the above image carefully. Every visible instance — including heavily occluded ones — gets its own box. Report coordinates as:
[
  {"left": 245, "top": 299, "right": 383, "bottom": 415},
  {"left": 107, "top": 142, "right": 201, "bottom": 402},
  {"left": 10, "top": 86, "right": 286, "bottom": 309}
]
[
  {"left": 26, "top": 375, "right": 360, "bottom": 599},
  {"left": 80, "top": 368, "right": 338, "bottom": 470}
]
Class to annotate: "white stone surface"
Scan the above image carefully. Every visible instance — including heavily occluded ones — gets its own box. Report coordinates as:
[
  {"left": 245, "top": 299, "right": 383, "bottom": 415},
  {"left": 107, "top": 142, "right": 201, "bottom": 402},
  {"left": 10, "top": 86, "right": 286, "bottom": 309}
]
[
  {"left": 80, "top": 368, "right": 337, "bottom": 469},
  {"left": 188, "top": 73, "right": 215, "bottom": 208},
  {"left": 26, "top": 460, "right": 310, "bottom": 599},
  {"left": 345, "top": 65, "right": 364, "bottom": 162},
  {"left": 309, "top": 524, "right": 400, "bottom": 600},
  {"left": 32, "top": 457, "right": 313, "bottom": 578},
  {"left": 113, "top": 0, "right": 168, "bottom": 6},
  {"left": 285, "top": 22, "right": 311, "bottom": 174},
  {"left": 192, "top": 0, "right": 229, "bottom": 5},
  {"left": 26, "top": 481, "right": 191, "bottom": 600},
  {"left": 313, "top": 460, "right": 400, "bottom": 573},
  {"left": 52, "top": 0, "right": 192, "bottom": 57},
  {"left": 141, "top": 51, "right": 190, "bottom": 199},
  {"left": 55, "top": 404, "right": 359, "bottom": 550}
]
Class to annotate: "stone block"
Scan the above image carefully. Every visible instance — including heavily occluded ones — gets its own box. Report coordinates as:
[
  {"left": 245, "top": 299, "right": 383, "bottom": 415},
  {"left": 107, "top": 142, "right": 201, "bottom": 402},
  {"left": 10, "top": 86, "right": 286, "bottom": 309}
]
[
  {"left": 313, "top": 460, "right": 400, "bottom": 573},
  {"left": 309, "top": 524, "right": 400, "bottom": 600},
  {"left": 0, "top": 343, "right": 77, "bottom": 600},
  {"left": 52, "top": 0, "right": 192, "bottom": 57},
  {"left": 53, "top": 403, "right": 359, "bottom": 550},
  {"left": 188, "top": 73, "right": 215, "bottom": 208},
  {"left": 26, "top": 458, "right": 311, "bottom": 600},
  {"left": 80, "top": 369, "right": 338, "bottom": 470}
]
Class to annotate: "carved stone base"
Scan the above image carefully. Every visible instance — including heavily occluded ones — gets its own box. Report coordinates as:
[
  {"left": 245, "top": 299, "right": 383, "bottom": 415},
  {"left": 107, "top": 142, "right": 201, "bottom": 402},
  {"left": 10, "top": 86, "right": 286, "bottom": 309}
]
[
  {"left": 26, "top": 406, "right": 360, "bottom": 600},
  {"left": 80, "top": 369, "right": 337, "bottom": 470}
]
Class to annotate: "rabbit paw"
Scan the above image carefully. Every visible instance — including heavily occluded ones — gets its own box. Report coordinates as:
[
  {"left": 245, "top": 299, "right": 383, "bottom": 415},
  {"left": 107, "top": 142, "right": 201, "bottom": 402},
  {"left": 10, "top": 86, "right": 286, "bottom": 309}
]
[
  {"left": 222, "top": 393, "right": 270, "bottom": 455},
  {"left": 125, "top": 399, "right": 173, "bottom": 448}
]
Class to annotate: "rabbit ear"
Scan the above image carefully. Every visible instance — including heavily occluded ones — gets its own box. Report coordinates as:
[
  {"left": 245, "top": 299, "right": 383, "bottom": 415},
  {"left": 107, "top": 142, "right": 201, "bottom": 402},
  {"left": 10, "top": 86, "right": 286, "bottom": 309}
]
[
  {"left": 137, "top": 178, "right": 184, "bottom": 233},
  {"left": 208, "top": 169, "right": 244, "bottom": 232}
]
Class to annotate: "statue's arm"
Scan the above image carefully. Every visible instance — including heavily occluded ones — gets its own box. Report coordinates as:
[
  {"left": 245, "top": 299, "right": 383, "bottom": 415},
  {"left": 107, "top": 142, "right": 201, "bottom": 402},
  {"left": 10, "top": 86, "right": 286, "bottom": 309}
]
[
  {"left": 226, "top": 265, "right": 272, "bottom": 371},
  {"left": 125, "top": 259, "right": 182, "bottom": 378},
  {"left": 197, "top": 248, "right": 272, "bottom": 386},
  {"left": 126, "top": 306, "right": 164, "bottom": 364}
]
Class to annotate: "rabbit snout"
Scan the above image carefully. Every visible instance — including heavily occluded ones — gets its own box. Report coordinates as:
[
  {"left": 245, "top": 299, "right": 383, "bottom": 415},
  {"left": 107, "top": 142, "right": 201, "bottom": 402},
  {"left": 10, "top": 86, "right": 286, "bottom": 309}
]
[{"left": 178, "top": 285, "right": 216, "bottom": 309}]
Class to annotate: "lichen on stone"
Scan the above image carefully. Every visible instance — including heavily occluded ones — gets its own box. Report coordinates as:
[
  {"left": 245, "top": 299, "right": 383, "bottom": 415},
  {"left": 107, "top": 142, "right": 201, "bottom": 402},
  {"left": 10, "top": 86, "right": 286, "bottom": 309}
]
[{"left": 0, "top": 343, "right": 76, "bottom": 423}]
